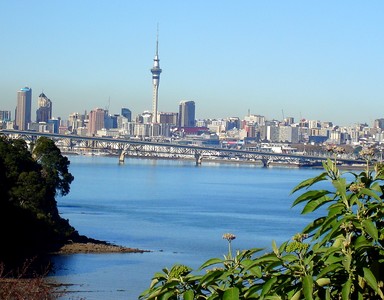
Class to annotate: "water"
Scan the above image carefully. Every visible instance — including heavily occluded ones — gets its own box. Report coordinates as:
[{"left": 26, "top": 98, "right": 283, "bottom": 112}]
[{"left": 48, "top": 156, "right": 324, "bottom": 299}]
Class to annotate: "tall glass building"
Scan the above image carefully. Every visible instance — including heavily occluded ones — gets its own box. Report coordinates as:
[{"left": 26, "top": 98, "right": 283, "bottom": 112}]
[
  {"left": 15, "top": 87, "right": 32, "bottom": 130},
  {"left": 178, "top": 100, "right": 195, "bottom": 128}
]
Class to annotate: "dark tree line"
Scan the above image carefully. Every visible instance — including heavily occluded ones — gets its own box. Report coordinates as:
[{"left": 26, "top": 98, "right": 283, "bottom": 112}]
[{"left": 0, "top": 135, "right": 76, "bottom": 269}]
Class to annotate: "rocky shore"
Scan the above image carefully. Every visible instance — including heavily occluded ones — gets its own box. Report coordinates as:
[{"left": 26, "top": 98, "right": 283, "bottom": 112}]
[{"left": 55, "top": 242, "right": 148, "bottom": 254}]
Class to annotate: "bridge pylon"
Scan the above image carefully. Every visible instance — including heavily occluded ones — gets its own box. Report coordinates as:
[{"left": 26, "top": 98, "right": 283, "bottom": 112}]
[
  {"left": 194, "top": 151, "right": 203, "bottom": 166},
  {"left": 119, "top": 150, "right": 126, "bottom": 164},
  {"left": 261, "top": 156, "right": 271, "bottom": 168}
]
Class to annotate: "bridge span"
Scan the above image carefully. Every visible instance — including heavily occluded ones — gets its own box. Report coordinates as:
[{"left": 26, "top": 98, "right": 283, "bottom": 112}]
[{"left": 0, "top": 129, "right": 365, "bottom": 167}]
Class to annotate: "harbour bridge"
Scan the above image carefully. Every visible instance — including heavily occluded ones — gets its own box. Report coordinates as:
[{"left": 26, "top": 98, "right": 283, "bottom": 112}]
[{"left": 0, "top": 129, "right": 365, "bottom": 167}]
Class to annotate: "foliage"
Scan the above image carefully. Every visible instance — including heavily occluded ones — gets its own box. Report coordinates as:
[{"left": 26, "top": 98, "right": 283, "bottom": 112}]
[
  {"left": 0, "top": 135, "right": 76, "bottom": 268},
  {"left": 140, "top": 157, "right": 384, "bottom": 299}
]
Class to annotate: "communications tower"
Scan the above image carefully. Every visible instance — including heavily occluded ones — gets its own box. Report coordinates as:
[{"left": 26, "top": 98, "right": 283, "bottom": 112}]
[{"left": 151, "top": 29, "right": 162, "bottom": 124}]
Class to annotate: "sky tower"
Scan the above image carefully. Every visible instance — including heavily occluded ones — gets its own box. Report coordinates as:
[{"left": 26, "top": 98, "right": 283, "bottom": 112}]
[{"left": 151, "top": 29, "right": 162, "bottom": 123}]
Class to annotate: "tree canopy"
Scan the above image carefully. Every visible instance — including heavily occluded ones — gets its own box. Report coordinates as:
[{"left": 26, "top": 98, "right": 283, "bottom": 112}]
[{"left": 0, "top": 135, "right": 76, "bottom": 268}]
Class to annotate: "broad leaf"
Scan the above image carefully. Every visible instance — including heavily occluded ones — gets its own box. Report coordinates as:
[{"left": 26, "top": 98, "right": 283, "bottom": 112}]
[
  {"left": 301, "top": 196, "right": 332, "bottom": 214},
  {"left": 292, "top": 190, "right": 330, "bottom": 207},
  {"left": 183, "top": 290, "right": 194, "bottom": 300},
  {"left": 199, "top": 258, "right": 223, "bottom": 270},
  {"left": 291, "top": 173, "right": 327, "bottom": 194},
  {"left": 303, "top": 274, "right": 314, "bottom": 300},
  {"left": 363, "top": 267, "right": 379, "bottom": 293},
  {"left": 341, "top": 279, "right": 351, "bottom": 300},
  {"left": 362, "top": 219, "right": 379, "bottom": 241},
  {"left": 223, "top": 287, "right": 239, "bottom": 300}
]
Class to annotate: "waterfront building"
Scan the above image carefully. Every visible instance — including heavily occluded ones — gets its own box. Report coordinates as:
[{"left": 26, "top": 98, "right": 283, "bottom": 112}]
[
  {"left": 374, "top": 118, "right": 384, "bottom": 130},
  {"left": 88, "top": 108, "right": 105, "bottom": 136},
  {"left": 178, "top": 100, "right": 195, "bottom": 128},
  {"left": 15, "top": 87, "right": 32, "bottom": 130},
  {"left": 0, "top": 110, "right": 11, "bottom": 122},
  {"left": 158, "top": 112, "right": 178, "bottom": 126},
  {"left": 68, "top": 112, "right": 85, "bottom": 133},
  {"left": 121, "top": 108, "right": 132, "bottom": 122},
  {"left": 36, "top": 92, "right": 52, "bottom": 123},
  {"left": 150, "top": 31, "right": 162, "bottom": 124}
]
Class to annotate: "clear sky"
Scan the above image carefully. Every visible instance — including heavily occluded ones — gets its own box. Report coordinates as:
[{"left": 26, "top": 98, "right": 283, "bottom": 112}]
[{"left": 0, "top": 1, "right": 383, "bottom": 126}]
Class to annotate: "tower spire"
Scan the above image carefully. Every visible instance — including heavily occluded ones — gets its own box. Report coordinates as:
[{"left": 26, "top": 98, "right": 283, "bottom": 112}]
[{"left": 151, "top": 25, "right": 162, "bottom": 124}]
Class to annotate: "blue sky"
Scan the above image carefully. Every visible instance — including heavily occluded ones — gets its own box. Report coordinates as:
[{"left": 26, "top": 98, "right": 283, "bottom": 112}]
[{"left": 0, "top": 1, "right": 383, "bottom": 126}]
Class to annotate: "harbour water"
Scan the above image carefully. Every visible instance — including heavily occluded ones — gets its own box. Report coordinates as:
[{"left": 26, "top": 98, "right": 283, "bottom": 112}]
[{"left": 48, "top": 155, "right": 324, "bottom": 299}]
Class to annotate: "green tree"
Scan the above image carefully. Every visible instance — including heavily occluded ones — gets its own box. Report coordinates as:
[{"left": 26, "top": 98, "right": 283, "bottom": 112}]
[
  {"left": 0, "top": 135, "right": 76, "bottom": 268},
  {"left": 140, "top": 153, "right": 384, "bottom": 299},
  {"left": 32, "top": 137, "right": 74, "bottom": 197}
]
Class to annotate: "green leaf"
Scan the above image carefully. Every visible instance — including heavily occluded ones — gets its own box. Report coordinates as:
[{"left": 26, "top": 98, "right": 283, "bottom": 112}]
[
  {"left": 260, "top": 276, "right": 277, "bottom": 297},
  {"left": 223, "top": 287, "right": 240, "bottom": 300},
  {"left": 302, "top": 217, "right": 326, "bottom": 234},
  {"left": 359, "top": 188, "right": 381, "bottom": 202},
  {"left": 199, "top": 257, "right": 223, "bottom": 270},
  {"left": 301, "top": 196, "right": 332, "bottom": 214},
  {"left": 292, "top": 190, "right": 330, "bottom": 207},
  {"left": 303, "top": 274, "right": 314, "bottom": 300},
  {"left": 362, "top": 219, "right": 379, "bottom": 241},
  {"left": 291, "top": 172, "right": 327, "bottom": 194},
  {"left": 272, "top": 240, "right": 279, "bottom": 256},
  {"left": 183, "top": 290, "right": 194, "bottom": 300},
  {"left": 341, "top": 278, "right": 351, "bottom": 300},
  {"left": 363, "top": 267, "right": 379, "bottom": 293}
]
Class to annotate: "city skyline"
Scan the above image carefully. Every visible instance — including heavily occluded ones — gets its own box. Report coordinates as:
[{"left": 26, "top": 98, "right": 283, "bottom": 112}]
[{"left": 0, "top": 1, "right": 383, "bottom": 126}]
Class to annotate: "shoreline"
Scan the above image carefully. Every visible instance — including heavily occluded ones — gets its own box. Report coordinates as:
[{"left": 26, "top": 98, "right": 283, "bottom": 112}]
[{"left": 53, "top": 242, "right": 148, "bottom": 254}]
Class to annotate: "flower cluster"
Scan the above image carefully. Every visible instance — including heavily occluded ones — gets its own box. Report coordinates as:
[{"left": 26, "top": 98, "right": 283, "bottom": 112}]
[
  {"left": 326, "top": 145, "right": 345, "bottom": 154},
  {"left": 349, "top": 182, "right": 365, "bottom": 194},
  {"left": 292, "top": 233, "right": 308, "bottom": 243},
  {"left": 222, "top": 233, "right": 236, "bottom": 242},
  {"left": 168, "top": 265, "right": 191, "bottom": 279},
  {"left": 286, "top": 241, "right": 310, "bottom": 253},
  {"left": 359, "top": 148, "right": 375, "bottom": 157}
]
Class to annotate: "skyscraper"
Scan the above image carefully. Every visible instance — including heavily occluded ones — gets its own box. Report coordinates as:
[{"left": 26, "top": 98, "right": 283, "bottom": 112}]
[
  {"left": 15, "top": 87, "right": 32, "bottom": 130},
  {"left": 36, "top": 92, "right": 52, "bottom": 123},
  {"left": 121, "top": 108, "right": 132, "bottom": 122},
  {"left": 178, "top": 101, "right": 195, "bottom": 128},
  {"left": 150, "top": 30, "right": 162, "bottom": 124},
  {"left": 88, "top": 108, "right": 105, "bottom": 136}
]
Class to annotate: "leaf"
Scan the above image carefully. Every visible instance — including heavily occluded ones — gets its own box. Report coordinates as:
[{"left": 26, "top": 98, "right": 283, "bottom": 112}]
[
  {"left": 359, "top": 188, "right": 381, "bottom": 202},
  {"left": 341, "top": 278, "right": 351, "bottom": 300},
  {"left": 183, "top": 290, "right": 194, "bottom": 300},
  {"left": 223, "top": 287, "right": 240, "bottom": 300},
  {"left": 363, "top": 267, "right": 379, "bottom": 293},
  {"left": 291, "top": 172, "right": 327, "bottom": 194},
  {"left": 302, "top": 217, "right": 326, "bottom": 234},
  {"left": 292, "top": 190, "right": 330, "bottom": 207},
  {"left": 362, "top": 219, "right": 379, "bottom": 241},
  {"left": 303, "top": 274, "right": 314, "bottom": 300},
  {"left": 260, "top": 276, "right": 277, "bottom": 297},
  {"left": 301, "top": 196, "right": 332, "bottom": 214},
  {"left": 272, "top": 240, "right": 279, "bottom": 256},
  {"left": 199, "top": 258, "right": 223, "bottom": 270}
]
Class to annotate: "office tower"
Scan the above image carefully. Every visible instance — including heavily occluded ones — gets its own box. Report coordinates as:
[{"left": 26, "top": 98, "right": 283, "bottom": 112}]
[
  {"left": 374, "top": 118, "right": 384, "bottom": 130},
  {"left": 121, "top": 108, "right": 132, "bottom": 122},
  {"left": 150, "top": 30, "right": 162, "bottom": 124},
  {"left": 88, "top": 108, "right": 105, "bottom": 135},
  {"left": 0, "top": 111, "right": 11, "bottom": 122},
  {"left": 36, "top": 92, "right": 52, "bottom": 123},
  {"left": 178, "top": 101, "right": 195, "bottom": 128},
  {"left": 15, "top": 87, "right": 32, "bottom": 130},
  {"left": 158, "top": 112, "right": 178, "bottom": 126}
]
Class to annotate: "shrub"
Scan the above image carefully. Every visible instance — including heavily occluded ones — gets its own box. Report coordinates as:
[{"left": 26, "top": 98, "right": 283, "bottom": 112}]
[{"left": 140, "top": 158, "right": 384, "bottom": 299}]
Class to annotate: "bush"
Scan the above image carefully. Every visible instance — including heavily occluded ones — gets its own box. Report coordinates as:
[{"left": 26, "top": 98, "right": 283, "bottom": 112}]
[{"left": 140, "top": 157, "right": 384, "bottom": 299}]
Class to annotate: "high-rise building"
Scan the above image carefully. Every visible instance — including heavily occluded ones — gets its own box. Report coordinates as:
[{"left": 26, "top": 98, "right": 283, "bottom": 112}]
[
  {"left": 88, "top": 108, "right": 105, "bottom": 136},
  {"left": 121, "top": 108, "right": 132, "bottom": 122},
  {"left": 150, "top": 30, "right": 162, "bottom": 124},
  {"left": 36, "top": 92, "right": 52, "bottom": 123},
  {"left": 178, "top": 101, "right": 195, "bottom": 128},
  {"left": 15, "top": 87, "right": 32, "bottom": 130},
  {"left": 0, "top": 110, "right": 11, "bottom": 122}
]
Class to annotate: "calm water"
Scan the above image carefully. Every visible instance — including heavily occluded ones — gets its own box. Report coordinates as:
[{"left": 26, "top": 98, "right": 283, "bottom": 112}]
[{"left": 48, "top": 155, "right": 324, "bottom": 299}]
